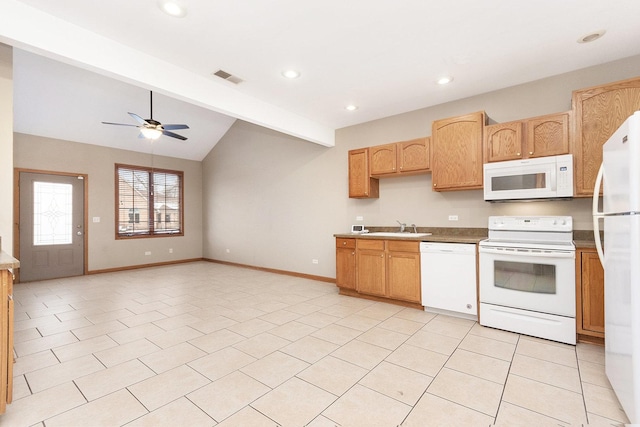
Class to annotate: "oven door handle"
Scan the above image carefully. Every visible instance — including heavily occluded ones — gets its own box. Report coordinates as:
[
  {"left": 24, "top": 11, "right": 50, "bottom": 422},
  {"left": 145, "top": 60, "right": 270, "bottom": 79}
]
[{"left": 479, "top": 246, "right": 575, "bottom": 258}]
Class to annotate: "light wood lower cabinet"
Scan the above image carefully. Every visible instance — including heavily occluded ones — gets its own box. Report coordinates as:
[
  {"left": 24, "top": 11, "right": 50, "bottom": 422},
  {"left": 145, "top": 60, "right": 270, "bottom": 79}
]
[
  {"left": 576, "top": 248, "right": 605, "bottom": 343},
  {"left": 0, "top": 269, "right": 14, "bottom": 414},
  {"left": 335, "top": 238, "right": 356, "bottom": 290},
  {"left": 336, "top": 238, "right": 421, "bottom": 306}
]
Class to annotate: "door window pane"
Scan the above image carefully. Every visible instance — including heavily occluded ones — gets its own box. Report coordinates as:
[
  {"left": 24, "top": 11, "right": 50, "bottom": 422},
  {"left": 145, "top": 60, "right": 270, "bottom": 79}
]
[
  {"left": 494, "top": 260, "right": 556, "bottom": 294},
  {"left": 33, "top": 181, "right": 73, "bottom": 246}
]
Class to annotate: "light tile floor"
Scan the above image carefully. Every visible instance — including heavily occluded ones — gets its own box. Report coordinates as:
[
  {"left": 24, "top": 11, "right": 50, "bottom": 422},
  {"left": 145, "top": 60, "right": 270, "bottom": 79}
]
[{"left": 2, "top": 261, "right": 630, "bottom": 426}]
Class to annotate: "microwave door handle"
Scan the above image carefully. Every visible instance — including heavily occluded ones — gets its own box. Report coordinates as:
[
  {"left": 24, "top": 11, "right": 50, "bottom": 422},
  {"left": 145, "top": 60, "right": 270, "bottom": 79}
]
[{"left": 592, "top": 163, "right": 605, "bottom": 266}]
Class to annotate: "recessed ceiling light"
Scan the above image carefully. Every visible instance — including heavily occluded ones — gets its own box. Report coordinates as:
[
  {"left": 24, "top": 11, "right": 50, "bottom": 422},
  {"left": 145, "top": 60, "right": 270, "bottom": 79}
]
[
  {"left": 281, "top": 69, "right": 301, "bottom": 79},
  {"left": 437, "top": 76, "right": 453, "bottom": 85},
  {"left": 577, "top": 30, "right": 606, "bottom": 43},
  {"left": 158, "top": 1, "right": 187, "bottom": 17},
  {"left": 345, "top": 105, "right": 358, "bottom": 111}
]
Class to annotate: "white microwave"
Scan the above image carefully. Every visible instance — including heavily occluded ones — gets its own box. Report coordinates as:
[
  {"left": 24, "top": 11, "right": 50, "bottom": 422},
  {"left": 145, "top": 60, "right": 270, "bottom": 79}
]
[{"left": 483, "top": 154, "right": 573, "bottom": 201}]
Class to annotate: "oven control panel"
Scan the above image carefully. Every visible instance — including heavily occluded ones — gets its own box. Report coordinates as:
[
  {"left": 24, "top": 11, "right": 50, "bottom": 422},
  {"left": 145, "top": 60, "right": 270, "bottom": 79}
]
[{"left": 487, "top": 216, "right": 572, "bottom": 232}]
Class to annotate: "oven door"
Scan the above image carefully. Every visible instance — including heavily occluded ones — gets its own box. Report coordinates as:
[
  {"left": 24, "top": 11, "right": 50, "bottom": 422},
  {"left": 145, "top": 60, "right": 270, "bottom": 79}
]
[{"left": 479, "top": 245, "right": 575, "bottom": 317}]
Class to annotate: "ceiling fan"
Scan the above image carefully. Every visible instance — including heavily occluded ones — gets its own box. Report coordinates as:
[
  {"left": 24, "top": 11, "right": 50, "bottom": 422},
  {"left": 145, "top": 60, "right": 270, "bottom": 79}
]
[{"left": 102, "top": 91, "right": 189, "bottom": 140}]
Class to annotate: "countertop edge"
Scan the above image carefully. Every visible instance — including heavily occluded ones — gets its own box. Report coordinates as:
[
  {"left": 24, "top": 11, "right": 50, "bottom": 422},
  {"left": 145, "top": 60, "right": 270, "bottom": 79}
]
[
  {"left": 334, "top": 233, "right": 485, "bottom": 244},
  {"left": 0, "top": 251, "right": 20, "bottom": 269}
]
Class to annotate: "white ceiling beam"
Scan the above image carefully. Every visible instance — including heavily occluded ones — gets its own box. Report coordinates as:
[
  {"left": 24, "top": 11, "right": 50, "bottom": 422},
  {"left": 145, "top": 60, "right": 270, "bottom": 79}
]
[{"left": 0, "top": 0, "right": 335, "bottom": 147}]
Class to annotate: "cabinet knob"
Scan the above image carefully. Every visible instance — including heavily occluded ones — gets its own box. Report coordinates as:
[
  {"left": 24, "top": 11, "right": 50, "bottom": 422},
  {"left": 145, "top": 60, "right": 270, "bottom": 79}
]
[
  {"left": 351, "top": 252, "right": 355, "bottom": 255},
  {"left": 529, "top": 151, "right": 533, "bottom": 155},
  {"left": 381, "top": 254, "right": 384, "bottom": 258},
  {"left": 516, "top": 152, "right": 521, "bottom": 156},
  {"left": 433, "top": 183, "right": 437, "bottom": 187},
  {"left": 343, "top": 241, "right": 347, "bottom": 245}
]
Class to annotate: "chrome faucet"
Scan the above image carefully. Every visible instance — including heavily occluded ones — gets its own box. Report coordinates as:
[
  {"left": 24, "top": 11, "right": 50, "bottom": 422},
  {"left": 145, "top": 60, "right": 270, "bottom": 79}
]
[
  {"left": 411, "top": 223, "right": 417, "bottom": 233},
  {"left": 396, "top": 220, "right": 406, "bottom": 233}
]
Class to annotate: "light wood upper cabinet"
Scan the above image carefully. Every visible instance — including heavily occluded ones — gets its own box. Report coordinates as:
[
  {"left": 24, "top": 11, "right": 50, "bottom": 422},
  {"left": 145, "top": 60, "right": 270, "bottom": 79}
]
[
  {"left": 370, "top": 143, "right": 397, "bottom": 175},
  {"left": 526, "top": 112, "right": 570, "bottom": 158},
  {"left": 348, "top": 148, "right": 379, "bottom": 199},
  {"left": 398, "top": 137, "right": 430, "bottom": 173},
  {"left": 484, "top": 112, "right": 570, "bottom": 163},
  {"left": 370, "top": 137, "right": 431, "bottom": 177},
  {"left": 484, "top": 121, "right": 523, "bottom": 162},
  {"left": 572, "top": 77, "right": 640, "bottom": 197},
  {"left": 432, "top": 111, "right": 485, "bottom": 191},
  {"left": 576, "top": 248, "right": 605, "bottom": 341}
]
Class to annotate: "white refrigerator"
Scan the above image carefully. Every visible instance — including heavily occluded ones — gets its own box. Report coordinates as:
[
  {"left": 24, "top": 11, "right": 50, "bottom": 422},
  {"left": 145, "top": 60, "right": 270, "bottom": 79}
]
[{"left": 593, "top": 110, "right": 640, "bottom": 423}]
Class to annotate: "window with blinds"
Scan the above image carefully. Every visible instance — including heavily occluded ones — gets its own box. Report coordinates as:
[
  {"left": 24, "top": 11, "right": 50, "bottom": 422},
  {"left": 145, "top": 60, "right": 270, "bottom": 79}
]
[{"left": 116, "top": 164, "right": 184, "bottom": 238}]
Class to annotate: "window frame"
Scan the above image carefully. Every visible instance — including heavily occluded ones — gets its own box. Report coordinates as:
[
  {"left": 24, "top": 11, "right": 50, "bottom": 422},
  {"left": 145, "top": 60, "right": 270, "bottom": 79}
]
[{"left": 115, "top": 164, "right": 184, "bottom": 239}]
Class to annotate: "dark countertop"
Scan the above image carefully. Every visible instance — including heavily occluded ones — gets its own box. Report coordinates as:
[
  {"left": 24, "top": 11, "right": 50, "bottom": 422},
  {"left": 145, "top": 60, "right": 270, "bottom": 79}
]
[
  {"left": 334, "top": 227, "right": 488, "bottom": 244},
  {"left": 335, "top": 227, "right": 601, "bottom": 247}
]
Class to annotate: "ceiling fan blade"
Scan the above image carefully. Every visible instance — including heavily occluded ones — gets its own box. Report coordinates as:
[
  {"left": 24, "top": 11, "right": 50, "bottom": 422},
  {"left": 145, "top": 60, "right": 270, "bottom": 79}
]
[
  {"left": 161, "top": 124, "right": 190, "bottom": 130},
  {"left": 161, "top": 130, "right": 188, "bottom": 141},
  {"left": 128, "top": 112, "right": 147, "bottom": 125},
  {"left": 102, "top": 121, "right": 139, "bottom": 127}
]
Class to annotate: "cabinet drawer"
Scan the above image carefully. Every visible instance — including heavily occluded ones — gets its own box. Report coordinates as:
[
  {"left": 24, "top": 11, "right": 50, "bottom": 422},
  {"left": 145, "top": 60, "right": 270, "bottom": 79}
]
[
  {"left": 387, "top": 240, "right": 420, "bottom": 253},
  {"left": 357, "top": 240, "right": 385, "bottom": 251},
  {"left": 336, "top": 238, "right": 356, "bottom": 249}
]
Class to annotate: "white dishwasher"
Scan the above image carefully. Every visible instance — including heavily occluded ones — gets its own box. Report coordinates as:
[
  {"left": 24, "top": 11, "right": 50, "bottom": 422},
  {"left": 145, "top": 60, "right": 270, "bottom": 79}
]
[{"left": 420, "top": 242, "right": 477, "bottom": 320}]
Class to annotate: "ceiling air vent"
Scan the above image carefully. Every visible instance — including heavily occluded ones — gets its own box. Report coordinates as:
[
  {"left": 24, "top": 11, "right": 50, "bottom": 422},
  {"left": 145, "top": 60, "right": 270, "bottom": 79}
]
[{"left": 213, "top": 69, "right": 243, "bottom": 84}]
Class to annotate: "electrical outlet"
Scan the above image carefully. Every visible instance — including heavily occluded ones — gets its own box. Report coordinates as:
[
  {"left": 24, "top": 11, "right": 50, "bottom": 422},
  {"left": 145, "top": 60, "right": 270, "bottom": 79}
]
[
  {"left": 225, "top": 248, "right": 230, "bottom": 253},
  {"left": 312, "top": 259, "right": 319, "bottom": 264},
  {"left": 448, "top": 215, "right": 459, "bottom": 221},
  {"left": 356, "top": 216, "right": 364, "bottom": 221},
  {"left": 145, "top": 251, "right": 151, "bottom": 255},
  {"left": 169, "top": 248, "right": 173, "bottom": 254}
]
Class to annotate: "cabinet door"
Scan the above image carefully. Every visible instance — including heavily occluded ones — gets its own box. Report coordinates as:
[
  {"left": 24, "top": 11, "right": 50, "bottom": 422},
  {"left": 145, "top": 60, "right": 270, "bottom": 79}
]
[
  {"left": 580, "top": 251, "right": 605, "bottom": 335},
  {"left": 572, "top": 77, "right": 640, "bottom": 196},
  {"left": 484, "top": 121, "right": 523, "bottom": 162},
  {"left": 336, "top": 247, "right": 356, "bottom": 290},
  {"left": 399, "top": 137, "right": 430, "bottom": 173},
  {"left": 370, "top": 143, "right": 397, "bottom": 175},
  {"left": 357, "top": 249, "right": 386, "bottom": 297},
  {"left": 525, "top": 112, "right": 570, "bottom": 158},
  {"left": 0, "top": 270, "right": 10, "bottom": 413},
  {"left": 348, "top": 148, "right": 379, "bottom": 198},
  {"left": 387, "top": 251, "right": 421, "bottom": 303},
  {"left": 432, "top": 111, "right": 485, "bottom": 191}
]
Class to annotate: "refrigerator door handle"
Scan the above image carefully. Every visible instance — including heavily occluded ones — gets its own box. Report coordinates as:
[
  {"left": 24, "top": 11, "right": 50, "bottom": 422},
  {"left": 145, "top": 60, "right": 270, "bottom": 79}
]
[{"left": 592, "top": 163, "right": 605, "bottom": 265}]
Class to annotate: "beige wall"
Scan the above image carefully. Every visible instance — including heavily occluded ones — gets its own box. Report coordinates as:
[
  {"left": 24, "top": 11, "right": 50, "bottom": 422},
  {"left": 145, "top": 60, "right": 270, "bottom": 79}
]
[
  {"left": 203, "top": 54, "right": 640, "bottom": 279},
  {"left": 0, "top": 44, "right": 13, "bottom": 254},
  {"left": 14, "top": 134, "right": 203, "bottom": 271}
]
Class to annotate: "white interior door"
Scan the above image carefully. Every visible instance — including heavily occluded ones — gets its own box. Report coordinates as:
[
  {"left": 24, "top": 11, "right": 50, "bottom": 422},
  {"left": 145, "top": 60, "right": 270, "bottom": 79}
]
[{"left": 19, "top": 172, "right": 85, "bottom": 282}]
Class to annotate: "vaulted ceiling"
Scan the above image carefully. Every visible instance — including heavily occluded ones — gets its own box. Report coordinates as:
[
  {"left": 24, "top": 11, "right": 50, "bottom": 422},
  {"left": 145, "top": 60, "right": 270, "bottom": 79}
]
[{"left": 2, "top": 0, "right": 640, "bottom": 160}]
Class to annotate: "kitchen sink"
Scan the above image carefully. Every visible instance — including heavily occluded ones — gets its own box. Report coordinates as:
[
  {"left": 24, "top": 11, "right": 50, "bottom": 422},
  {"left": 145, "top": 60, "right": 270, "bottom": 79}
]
[{"left": 365, "top": 232, "right": 432, "bottom": 237}]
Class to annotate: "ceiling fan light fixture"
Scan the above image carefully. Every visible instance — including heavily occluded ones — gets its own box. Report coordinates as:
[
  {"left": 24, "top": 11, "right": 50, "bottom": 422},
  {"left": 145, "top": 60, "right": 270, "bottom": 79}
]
[
  {"left": 140, "top": 127, "right": 163, "bottom": 140},
  {"left": 345, "top": 104, "right": 358, "bottom": 111},
  {"left": 158, "top": 1, "right": 187, "bottom": 17},
  {"left": 437, "top": 76, "right": 453, "bottom": 85}
]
